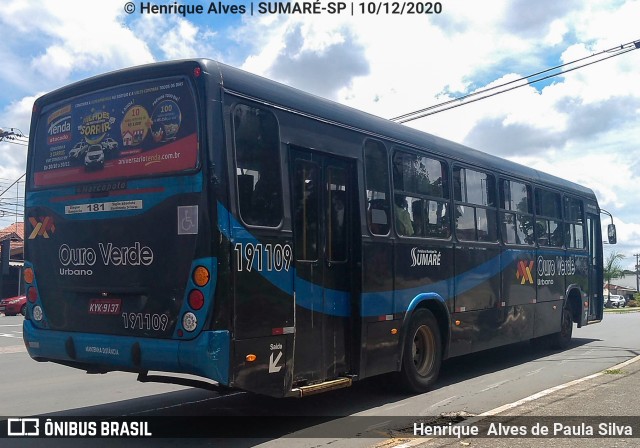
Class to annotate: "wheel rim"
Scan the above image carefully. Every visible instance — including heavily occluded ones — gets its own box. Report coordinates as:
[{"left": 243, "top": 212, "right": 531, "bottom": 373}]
[{"left": 412, "top": 325, "right": 436, "bottom": 377}]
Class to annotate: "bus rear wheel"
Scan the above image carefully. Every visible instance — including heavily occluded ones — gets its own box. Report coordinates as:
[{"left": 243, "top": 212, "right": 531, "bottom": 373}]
[
  {"left": 398, "top": 308, "right": 442, "bottom": 393},
  {"left": 549, "top": 305, "right": 573, "bottom": 350}
]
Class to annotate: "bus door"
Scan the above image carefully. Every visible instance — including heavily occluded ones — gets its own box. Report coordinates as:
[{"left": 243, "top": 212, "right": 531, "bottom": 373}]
[
  {"left": 586, "top": 213, "right": 604, "bottom": 322},
  {"left": 290, "top": 147, "right": 355, "bottom": 384}
]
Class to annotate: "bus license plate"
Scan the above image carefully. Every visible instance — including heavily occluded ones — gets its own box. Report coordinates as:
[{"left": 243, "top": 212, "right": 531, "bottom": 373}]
[{"left": 88, "top": 298, "right": 122, "bottom": 315}]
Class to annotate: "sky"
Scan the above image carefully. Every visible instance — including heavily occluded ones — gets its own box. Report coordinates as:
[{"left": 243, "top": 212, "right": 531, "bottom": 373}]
[{"left": 0, "top": 0, "right": 639, "bottom": 268}]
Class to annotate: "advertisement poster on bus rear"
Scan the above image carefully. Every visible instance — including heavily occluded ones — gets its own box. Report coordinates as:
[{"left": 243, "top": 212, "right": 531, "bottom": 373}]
[{"left": 33, "top": 77, "right": 198, "bottom": 187}]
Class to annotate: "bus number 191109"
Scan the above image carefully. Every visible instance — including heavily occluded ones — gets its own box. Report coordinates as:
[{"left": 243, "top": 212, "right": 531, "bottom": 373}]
[
  {"left": 122, "top": 312, "right": 169, "bottom": 331},
  {"left": 234, "top": 243, "right": 292, "bottom": 272}
]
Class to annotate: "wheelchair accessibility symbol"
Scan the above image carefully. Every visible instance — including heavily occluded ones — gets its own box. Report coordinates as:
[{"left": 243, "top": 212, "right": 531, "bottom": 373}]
[{"left": 178, "top": 206, "right": 198, "bottom": 235}]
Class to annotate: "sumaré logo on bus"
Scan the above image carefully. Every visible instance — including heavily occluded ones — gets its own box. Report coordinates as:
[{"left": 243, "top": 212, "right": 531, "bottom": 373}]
[
  {"left": 410, "top": 248, "right": 442, "bottom": 267},
  {"left": 58, "top": 242, "right": 154, "bottom": 276}
]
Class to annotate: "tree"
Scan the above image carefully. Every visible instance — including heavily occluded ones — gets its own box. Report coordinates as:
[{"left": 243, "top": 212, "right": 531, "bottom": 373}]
[{"left": 604, "top": 251, "right": 626, "bottom": 297}]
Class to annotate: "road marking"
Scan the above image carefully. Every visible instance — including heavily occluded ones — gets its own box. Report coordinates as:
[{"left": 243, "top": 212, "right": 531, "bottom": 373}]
[
  {"left": 124, "top": 391, "right": 246, "bottom": 415},
  {"left": 0, "top": 332, "right": 21, "bottom": 338},
  {"left": 371, "top": 354, "right": 640, "bottom": 448},
  {"left": 429, "top": 395, "right": 457, "bottom": 408},
  {"left": 365, "top": 420, "right": 393, "bottom": 432},
  {"left": 0, "top": 324, "right": 23, "bottom": 327},
  {"left": 383, "top": 403, "right": 407, "bottom": 411},
  {"left": 0, "top": 345, "right": 27, "bottom": 354},
  {"left": 480, "top": 379, "right": 509, "bottom": 392}
]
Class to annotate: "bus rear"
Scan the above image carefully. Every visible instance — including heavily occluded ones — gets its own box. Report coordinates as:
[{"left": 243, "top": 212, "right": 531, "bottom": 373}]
[{"left": 23, "top": 62, "right": 228, "bottom": 386}]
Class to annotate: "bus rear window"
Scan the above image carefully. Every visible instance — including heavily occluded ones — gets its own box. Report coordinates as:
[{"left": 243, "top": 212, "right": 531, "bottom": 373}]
[{"left": 31, "top": 77, "right": 199, "bottom": 188}]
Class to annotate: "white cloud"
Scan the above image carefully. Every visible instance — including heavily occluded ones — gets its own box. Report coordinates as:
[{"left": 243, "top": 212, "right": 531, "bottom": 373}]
[
  {"left": 0, "top": 95, "right": 37, "bottom": 175},
  {"left": 231, "top": 0, "right": 640, "bottom": 254},
  {"left": 1, "top": 0, "right": 154, "bottom": 92}
]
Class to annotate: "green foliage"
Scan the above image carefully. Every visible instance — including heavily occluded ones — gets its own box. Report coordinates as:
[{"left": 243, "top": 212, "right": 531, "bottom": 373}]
[{"left": 604, "top": 252, "right": 625, "bottom": 286}]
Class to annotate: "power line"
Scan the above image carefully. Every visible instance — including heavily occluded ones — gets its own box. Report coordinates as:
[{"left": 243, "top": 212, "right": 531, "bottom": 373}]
[
  {"left": 390, "top": 38, "right": 640, "bottom": 123},
  {"left": 0, "top": 128, "right": 28, "bottom": 147},
  {"left": 0, "top": 173, "right": 25, "bottom": 199},
  {"left": 0, "top": 170, "right": 25, "bottom": 223},
  {"left": 0, "top": 128, "right": 27, "bottom": 222}
]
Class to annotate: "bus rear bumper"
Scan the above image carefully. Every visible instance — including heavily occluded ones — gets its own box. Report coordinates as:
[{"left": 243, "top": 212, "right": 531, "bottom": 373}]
[{"left": 22, "top": 320, "right": 230, "bottom": 385}]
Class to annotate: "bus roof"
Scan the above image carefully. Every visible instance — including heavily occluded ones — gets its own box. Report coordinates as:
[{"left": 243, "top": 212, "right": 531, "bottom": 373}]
[
  {"left": 32, "top": 58, "right": 596, "bottom": 200},
  {"left": 203, "top": 59, "right": 595, "bottom": 200}
]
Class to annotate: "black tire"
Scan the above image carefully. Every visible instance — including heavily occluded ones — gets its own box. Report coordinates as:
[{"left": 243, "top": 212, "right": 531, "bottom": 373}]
[
  {"left": 398, "top": 308, "right": 442, "bottom": 393},
  {"left": 20, "top": 304, "right": 26, "bottom": 317},
  {"left": 549, "top": 305, "right": 573, "bottom": 350}
]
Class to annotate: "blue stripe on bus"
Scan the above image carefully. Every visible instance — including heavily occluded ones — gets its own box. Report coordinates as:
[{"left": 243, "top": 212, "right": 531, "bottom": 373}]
[
  {"left": 217, "top": 202, "right": 548, "bottom": 319},
  {"left": 26, "top": 174, "right": 203, "bottom": 220},
  {"left": 217, "top": 202, "right": 352, "bottom": 317}
]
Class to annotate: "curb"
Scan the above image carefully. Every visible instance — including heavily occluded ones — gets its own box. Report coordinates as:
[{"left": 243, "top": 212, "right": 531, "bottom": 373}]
[{"left": 380, "top": 355, "right": 640, "bottom": 448}]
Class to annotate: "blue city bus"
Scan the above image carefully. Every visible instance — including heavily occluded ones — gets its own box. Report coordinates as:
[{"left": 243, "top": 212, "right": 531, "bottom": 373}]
[{"left": 23, "top": 59, "right": 615, "bottom": 397}]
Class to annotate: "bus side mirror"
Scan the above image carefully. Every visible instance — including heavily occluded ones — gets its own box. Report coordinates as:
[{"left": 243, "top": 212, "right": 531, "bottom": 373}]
[{"left": 608, "top": 224, "right": 617, "bottom": 245}]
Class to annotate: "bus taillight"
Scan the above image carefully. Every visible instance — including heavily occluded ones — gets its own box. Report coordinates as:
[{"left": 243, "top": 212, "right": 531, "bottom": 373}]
[
  {"left": 188, "top": 290, "right": 204, "bottom": 310},
  {"left": 192, "top": 266, "right": 210, "bottom": 287},
  {"left": 24, "top": 267, "right": 34, "bottom": 284},
  {"left": 27, "top": 286, "right": 38, "bottom": 303}
]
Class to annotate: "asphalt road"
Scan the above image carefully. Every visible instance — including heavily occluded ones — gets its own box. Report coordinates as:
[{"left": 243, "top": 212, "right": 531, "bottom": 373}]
[{"left": 1, "top": 311, "right": 638, "bottom": 447}]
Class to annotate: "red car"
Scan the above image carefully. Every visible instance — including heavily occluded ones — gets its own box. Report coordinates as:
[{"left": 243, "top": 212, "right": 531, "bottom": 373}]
[{"left": 0, "top": 295, "right": 27, "bottom": 316}]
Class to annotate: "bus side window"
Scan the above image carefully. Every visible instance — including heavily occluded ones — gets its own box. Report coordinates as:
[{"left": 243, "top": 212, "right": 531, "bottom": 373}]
[
  {"left": 364, "top": 140, "right": 391, "bottom": 235},
  {"left": 564, "top": 197, "right": 585, "bottom": 249},
  {"left": 499, "top": 179, "right": 534, "bottom": 245},
  {"left": 453, "top": 166, "right": 496, "bottom": 242},
  {"left": 233, "top": 104, "right": 283, "bottom": 227},
  {"left": 392, "top": 148, "right": 450, "bottom": 239},
  {"left": 535, "top": 189, "right": 563, "bottom": 247}
]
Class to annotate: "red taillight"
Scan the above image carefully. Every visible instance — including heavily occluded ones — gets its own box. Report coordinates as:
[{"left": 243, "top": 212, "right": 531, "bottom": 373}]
[
  {"left": 193, "top": 67, "right": 202, "bottom": 77},
  {"left": 188, "top": 290, "right": 204, "bottom": 310},
  {"left": 27, "top": 286, "right": 38, "bottom": 303}
]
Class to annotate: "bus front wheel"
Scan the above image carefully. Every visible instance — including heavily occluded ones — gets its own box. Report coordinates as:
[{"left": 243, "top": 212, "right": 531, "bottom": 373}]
[{"left": 398, "top": 308, "right": 442, "bottom": 393}]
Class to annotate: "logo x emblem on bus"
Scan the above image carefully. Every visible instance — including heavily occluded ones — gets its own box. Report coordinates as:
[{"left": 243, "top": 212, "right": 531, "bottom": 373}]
[
  {"left": 516, "top": 260, "right": 534, "bottom": 285},
  {"left": 28, "top": 216, "right": 56, "bottom": 239}
]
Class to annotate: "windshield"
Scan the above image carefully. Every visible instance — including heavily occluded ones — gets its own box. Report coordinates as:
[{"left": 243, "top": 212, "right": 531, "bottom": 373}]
[{"left": 31, "top": 76, "right": 199, "bottom": 188}]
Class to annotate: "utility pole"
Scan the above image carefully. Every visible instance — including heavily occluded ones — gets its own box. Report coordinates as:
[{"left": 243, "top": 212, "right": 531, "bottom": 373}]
[
  {"left": 635, "top": 253, "right": 640, "bottom": 296},
  {"left": 0, "top": 127, "right": 27, "bottom": 145}
]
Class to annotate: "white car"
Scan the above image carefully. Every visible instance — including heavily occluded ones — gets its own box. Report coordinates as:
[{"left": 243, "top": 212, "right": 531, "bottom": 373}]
[
  {"left": 101, "top": 137, "right": 118, "bottom": 151},
  {"left": 605, "top": 294, "right": 625, "bottom": 308},
  {"left": 69, "top": 141, "right": 88, "bottom": 158},
  {"left": 84, "top": 145, "right": 105, "bottom": 170}
]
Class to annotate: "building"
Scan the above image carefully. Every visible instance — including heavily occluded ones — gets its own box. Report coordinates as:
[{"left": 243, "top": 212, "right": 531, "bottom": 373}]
[
  {"left": 0, "top": 222, "right": 24, "bottom": 298},
  {"left": 605, "top": 273, "right": 638, "bottom": 300}
]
